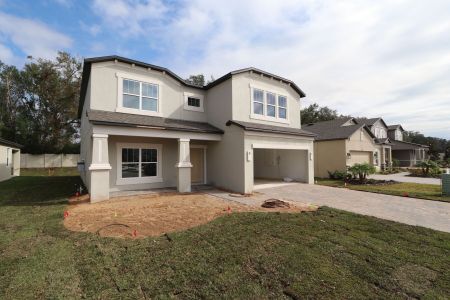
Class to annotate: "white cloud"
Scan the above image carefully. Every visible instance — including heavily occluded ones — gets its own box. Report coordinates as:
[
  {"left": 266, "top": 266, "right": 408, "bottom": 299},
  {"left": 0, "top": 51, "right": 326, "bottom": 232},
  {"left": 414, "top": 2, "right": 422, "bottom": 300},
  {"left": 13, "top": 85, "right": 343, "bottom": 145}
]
[
  {"left": 90, "top": 0, "right": 450, "bottom": 138},
  {"left": 0, "top": 43, "right": 15, "bottom": 64},
  {"left": 0, "top": 12, "right": 72, "bottom": 63}
]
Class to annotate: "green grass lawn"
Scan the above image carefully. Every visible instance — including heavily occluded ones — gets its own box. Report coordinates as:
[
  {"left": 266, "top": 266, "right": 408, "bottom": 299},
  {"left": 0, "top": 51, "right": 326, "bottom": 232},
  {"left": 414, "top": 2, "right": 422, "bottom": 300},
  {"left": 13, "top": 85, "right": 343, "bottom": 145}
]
[
  {"left": 316, "top": 178, "right": 450, "bottom": 203},
  {"left": 1, "top": 176, "right": 450, "bottom": 298},
  {"left": 20, "top": 167, "right": 79, "bottom": 177}
]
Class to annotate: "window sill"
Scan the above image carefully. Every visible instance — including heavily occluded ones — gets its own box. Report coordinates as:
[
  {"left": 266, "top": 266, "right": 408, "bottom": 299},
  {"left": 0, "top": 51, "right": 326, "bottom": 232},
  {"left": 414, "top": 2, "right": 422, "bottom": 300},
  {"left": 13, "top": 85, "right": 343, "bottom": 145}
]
[
  {"left": 249, "top": 114, "right": 290, "bottom": 125},
  {"left": 183, "top": 105, "right": 204, "bottom": 112},
  {"left": 116, "top": 107, "right": 162, "bottom": 117},
  {"left": 116, "top": 176, "right": 163, "bottom": 186}
]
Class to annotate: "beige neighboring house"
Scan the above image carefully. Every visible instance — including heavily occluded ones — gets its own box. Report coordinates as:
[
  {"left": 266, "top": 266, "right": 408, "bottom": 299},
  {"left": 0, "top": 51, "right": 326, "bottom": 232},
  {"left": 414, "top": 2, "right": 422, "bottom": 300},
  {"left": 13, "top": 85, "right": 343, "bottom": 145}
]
[
  {"left": 305, "top": 118, "right": 391, "bottom": 178},
  {"left": 0, "top": 137, "right": 21, "bottom": 182},
  {"left": 78, "top": 56, "right": 315, "bottom": 202},
  {"left": 387, "top": 125, "right": 429, "bottom": 167}
]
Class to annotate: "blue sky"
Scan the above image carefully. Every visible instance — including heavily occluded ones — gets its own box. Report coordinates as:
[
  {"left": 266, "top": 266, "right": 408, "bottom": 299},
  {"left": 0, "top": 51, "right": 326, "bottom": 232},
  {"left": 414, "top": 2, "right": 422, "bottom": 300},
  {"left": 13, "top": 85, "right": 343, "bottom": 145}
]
[{"left": 0, "top": 0, "right": 449, "bottom": 139}]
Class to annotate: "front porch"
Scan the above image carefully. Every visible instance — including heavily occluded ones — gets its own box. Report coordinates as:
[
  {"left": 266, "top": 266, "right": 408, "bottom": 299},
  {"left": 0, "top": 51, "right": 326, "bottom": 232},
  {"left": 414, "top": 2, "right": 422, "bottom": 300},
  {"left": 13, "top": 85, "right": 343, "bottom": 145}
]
[{"left": 87, "top": 124, "right": 222, "bottom": 202}]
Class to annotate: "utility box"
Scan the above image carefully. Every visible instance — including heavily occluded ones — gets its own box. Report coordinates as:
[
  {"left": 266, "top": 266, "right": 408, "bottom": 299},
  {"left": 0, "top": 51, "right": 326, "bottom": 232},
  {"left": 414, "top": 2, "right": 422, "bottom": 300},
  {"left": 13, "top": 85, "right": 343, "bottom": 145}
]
[{"left": 442, "top": 174, "right": 450, "bottom": 196}]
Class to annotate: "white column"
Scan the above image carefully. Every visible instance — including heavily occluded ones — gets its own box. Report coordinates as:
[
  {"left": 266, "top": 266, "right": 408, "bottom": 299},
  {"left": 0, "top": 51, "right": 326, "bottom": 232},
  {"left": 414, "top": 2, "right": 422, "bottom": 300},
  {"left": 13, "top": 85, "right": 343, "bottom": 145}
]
[
  {"left": 175, "top": 138, "right": 192, "bottom": 193},
  {"left": 88, "top": 134, "right": 111, "bottom": 202}
]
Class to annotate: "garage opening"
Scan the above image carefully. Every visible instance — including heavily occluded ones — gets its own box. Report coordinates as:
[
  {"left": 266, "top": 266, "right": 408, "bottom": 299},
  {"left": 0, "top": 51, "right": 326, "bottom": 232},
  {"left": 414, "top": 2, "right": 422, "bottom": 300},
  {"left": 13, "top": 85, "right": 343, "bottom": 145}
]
[{"left": 253, "top": 148, "right": 308, "bottom": 190}]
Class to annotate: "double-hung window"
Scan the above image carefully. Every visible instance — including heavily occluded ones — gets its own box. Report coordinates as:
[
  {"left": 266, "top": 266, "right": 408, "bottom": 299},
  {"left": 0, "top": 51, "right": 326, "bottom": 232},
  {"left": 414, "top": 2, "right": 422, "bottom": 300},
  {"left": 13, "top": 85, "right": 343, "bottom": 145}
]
[
  {"left": 118, "top": 143, "right": 162, "bottom": 185},
  {"left": 252, "top": 87, "right": 288, "bottom": 121},
  {"left": 122, "top": 78, "right": 159, "bottom": 112}
]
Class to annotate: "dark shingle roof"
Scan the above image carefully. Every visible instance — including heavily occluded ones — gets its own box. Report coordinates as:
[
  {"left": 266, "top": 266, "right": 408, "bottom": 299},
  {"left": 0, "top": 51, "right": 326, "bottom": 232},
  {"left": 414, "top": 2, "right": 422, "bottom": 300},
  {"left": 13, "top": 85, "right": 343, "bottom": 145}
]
[
  {"left": 88, "top": 110, "right": 223, "bottom": 134},
  {"left": 0, "top": 137, "right": 22, "bottom": 148},
  {"left": 375, "top": 138, "right": 392, "bottom": 145},
  {"left": 304, "top": 118, "right": 375, "bottom": 141},
  {"left": 78, "top": 55, "right": 306, "bottom": 118},
  {"left": 388, "top": 124, "right": 405, "bottom": 131},
  {"left": 226, "top": 120, "right": 315, "bottom": 137},
  {"left": 355, "top": 117, "right": 388, "bottom": 128},
  {"left": 391, "top": 140, "right": 429, "bottom": 150}
]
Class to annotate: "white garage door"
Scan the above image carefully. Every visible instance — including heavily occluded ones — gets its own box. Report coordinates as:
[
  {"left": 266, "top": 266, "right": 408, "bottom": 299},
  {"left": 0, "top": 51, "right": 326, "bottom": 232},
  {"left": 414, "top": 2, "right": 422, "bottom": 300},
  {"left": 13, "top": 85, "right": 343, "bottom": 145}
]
[{"left": 349, "top": 151, "right": 372, "bottom": 165}]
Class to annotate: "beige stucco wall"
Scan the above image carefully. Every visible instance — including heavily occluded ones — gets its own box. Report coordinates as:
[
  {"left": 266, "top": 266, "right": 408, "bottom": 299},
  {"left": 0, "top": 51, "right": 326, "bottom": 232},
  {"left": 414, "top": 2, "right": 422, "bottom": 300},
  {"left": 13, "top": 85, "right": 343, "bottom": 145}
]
[
  {"left": 79, "top": 76, "right": 93, "bottom": 190},
  {"left": 89, "top": 61, "right": 207, "bottom": 122},
  {"left": 314, "top": 139, "right": 347, "bottom": 178},
  {"left": 346, "top": 128, "right": 378, "bottom": 168},
  {"left": 205, "top": 78, "right": 232, "bottom": 130},
  {"left": 231, "top": 72, "right": 301, "bottom": 128},
  {"left": 0, "top": 145, "right": 20, "bottom": 182}
]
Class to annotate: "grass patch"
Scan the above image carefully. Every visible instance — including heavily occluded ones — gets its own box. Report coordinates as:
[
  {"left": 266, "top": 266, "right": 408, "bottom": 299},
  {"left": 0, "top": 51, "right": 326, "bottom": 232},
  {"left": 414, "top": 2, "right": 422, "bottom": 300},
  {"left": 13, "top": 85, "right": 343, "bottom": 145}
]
[
  {"left": 1, "top": 176, "right": 450, "bottom": 298},
  {"left": 316, "top": 178, "right": 450, "bottom": 203},
  {"left": 20, "top": 167, "right": 79, "bottom": 177}
]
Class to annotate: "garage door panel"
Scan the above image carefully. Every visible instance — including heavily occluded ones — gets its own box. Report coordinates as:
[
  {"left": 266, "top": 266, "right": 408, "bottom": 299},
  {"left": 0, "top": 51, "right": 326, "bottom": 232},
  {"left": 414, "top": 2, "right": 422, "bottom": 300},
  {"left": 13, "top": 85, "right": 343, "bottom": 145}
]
[{"left": 349, "top": 151, "right": 372, "bottom": 165}]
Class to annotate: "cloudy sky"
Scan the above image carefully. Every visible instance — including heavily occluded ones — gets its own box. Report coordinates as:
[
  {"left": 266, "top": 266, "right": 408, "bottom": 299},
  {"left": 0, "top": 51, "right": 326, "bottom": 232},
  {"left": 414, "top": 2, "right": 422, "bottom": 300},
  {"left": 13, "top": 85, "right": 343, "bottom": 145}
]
[{"left": 0, "top": 0, "right": 449, "bottom": 138}]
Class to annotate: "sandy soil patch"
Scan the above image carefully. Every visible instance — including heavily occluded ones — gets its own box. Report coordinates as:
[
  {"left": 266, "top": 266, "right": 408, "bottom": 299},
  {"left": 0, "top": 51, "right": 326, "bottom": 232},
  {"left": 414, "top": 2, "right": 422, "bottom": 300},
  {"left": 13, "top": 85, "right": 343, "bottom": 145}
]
[{"left": 64, "top": 193, "right": 314, "bottom": 238}]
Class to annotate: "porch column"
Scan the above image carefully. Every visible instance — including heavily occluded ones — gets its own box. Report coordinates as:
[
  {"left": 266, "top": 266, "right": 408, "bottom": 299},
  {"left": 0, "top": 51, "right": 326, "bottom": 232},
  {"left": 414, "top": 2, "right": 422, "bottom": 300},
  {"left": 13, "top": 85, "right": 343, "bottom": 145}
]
[
  {"left": 176, "top": 138, "right": 192, "bottom": 193},
  {"left": 88, "top": 134, "right": 111, "bottom": 202}
]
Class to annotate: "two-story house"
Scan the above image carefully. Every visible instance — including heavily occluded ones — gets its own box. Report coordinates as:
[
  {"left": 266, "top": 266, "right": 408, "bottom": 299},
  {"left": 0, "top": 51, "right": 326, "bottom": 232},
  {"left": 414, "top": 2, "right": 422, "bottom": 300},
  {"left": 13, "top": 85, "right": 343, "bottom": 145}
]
[
  {"left": 387, "top": 125, "right": 429, "bottom": 167},
  {"left": 78, "top": 56, "right": 315, "bottom": 202}
]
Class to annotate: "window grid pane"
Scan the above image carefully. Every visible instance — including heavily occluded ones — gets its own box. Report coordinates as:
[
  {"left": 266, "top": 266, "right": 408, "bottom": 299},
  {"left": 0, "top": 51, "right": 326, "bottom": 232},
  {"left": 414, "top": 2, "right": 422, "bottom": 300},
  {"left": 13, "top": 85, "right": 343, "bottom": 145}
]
[
  {"left": 267, "top": 93, "right": 276, "bottom": 105},
  {"left": 254, "top": 102, "right": 264, "bottom": 115},
  {"left": 253, "top": 89, "right": 264, "bottom": 103},
  {"left": 267, "top": 105, "right": 276, "bottom": 117},
  {"left": 188, "top": 97, "right": 200, "bottom": 107},
  {"left": 142, "top": 97, "right": 158, "bottom": 111},
  {"left": 278, "top": 96, "right": 287, "bottom": 108}
]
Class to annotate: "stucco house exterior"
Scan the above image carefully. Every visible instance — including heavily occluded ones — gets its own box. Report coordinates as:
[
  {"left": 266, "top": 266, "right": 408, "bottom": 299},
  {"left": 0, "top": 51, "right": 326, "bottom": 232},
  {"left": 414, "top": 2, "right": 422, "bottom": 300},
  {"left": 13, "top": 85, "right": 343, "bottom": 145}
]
[
  {"left": 387, "top": 125, "right": 429, "bottom": 167},
  {"left": 0, "top": 137, "right": 21, "bottom": 182},
  {"left": 305, "top": 118, "right": 390, "bottom": 178},
  {"left": 78, "top": 56, "right": 315, "bottom": 202}
]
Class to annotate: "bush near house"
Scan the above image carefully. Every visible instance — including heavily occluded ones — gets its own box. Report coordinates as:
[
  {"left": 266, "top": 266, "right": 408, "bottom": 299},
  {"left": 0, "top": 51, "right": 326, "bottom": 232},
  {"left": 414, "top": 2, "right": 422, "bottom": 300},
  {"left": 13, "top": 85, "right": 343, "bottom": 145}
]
[
  {"left": 347, "top": 163, "right": 376, "bottom": 183},
  {"left": 410, "top": 160, "right": 442, "bottom": 178}
]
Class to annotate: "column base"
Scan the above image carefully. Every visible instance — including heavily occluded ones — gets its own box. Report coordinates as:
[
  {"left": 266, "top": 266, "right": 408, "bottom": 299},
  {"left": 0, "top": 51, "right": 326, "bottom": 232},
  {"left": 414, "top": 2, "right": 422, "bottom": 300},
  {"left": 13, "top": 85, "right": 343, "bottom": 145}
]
[
  {"left": 89, "top": 169, "right": 110, "bottom": 202},
  {"left": 176, "top": 166, "right": 192, "bottom": 193}
]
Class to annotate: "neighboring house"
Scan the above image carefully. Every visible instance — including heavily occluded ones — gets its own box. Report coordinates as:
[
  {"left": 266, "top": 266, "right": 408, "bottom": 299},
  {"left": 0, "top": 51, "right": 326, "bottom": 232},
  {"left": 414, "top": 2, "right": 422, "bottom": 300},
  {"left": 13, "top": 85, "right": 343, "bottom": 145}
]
[
  {"left": 355, "top": 117, "right": 393, "bottom": 169},
  {"left": 0, "top": 137, "right": 21, "bottom": 182},
  {"left": 387, "top": 125, "right": 429, "bottom": 167},
  {"left": 305, "top": 118, "right": 385, "bottom": 178},
  {"left": 78, "top": 56, "right": 315, "bottom": 202}
]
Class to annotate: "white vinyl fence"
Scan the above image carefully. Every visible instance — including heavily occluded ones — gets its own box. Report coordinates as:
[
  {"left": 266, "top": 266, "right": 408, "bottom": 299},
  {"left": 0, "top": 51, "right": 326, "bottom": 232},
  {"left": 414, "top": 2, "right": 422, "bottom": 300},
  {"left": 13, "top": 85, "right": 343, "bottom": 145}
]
[{"left": 21, "top": 154, "right": 80, "bottom": 168}]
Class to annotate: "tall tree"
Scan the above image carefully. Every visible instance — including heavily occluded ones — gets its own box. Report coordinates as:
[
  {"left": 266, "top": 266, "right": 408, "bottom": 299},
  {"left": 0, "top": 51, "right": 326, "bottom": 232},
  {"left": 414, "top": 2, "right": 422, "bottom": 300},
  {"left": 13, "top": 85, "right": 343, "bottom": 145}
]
[
  {"left": 300, "top": 103, "right": 340, "bottom": 124},
  {"left": 185, "top": 74, "right": 205, "bottom": 86},
  {"left": 0, "top": 62, "right": 23, "bottom": 141},
  {"left": 0, "top": 52, "right": 82, "bottom": 153}
]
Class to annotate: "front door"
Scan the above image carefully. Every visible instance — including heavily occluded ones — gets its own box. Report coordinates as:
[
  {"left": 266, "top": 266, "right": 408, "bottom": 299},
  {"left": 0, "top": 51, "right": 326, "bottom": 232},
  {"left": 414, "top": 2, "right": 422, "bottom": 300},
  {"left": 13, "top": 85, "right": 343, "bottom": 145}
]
[{"left": 191, "top": 148, "right": 204, "bottom": 184}]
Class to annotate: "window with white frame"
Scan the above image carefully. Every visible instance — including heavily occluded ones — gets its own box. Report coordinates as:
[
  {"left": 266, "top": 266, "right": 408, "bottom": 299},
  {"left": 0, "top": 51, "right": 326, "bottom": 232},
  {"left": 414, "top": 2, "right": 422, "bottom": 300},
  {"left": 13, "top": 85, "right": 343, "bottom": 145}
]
[
  {"left": 183, "top": 93, "right": 204, "bottom": 112},
  {"left": 252, "top": 88, "right": 288, "bottom": 121},
  {"left": 118, "top": 143, "right": 162, "bottom": 184},
  {"left": 122, "top": 78, "right": 159, "bottom": 112}
]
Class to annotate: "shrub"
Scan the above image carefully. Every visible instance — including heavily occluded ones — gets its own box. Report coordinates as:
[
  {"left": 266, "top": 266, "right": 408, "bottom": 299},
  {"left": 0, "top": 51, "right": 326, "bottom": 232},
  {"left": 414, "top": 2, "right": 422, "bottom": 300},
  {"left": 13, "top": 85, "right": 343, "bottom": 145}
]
[
  {"left": 392, "top": 159, "right": 400, "bottom": 168},
  {"left": 415, "top": 160, "right": 440, "bottom": 177},
  {"left": 327, "top": 170, "right": 349, "bottom": 180},
  {"left": 347, "top": 163, "right": 376, "bottom": 183}
]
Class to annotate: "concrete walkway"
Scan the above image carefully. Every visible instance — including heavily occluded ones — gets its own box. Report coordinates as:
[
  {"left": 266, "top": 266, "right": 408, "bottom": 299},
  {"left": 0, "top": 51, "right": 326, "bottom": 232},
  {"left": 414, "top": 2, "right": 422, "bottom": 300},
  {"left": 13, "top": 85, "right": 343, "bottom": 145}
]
[
  {"left": 369, "top": 172, "right": 441, "bottom": 185},
  {"left": 210, "top": 183, "right": 450, "bottom": 233}
]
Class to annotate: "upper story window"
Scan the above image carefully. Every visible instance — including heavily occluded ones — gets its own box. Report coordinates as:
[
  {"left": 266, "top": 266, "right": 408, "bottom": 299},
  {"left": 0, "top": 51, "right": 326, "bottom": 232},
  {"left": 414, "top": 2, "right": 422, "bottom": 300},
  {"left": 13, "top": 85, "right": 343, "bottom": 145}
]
[
  {"left": 184, "top": 92, "right": 204, "bottom": 112},
  {"left": 395, "top": 130, "right": 403, "bottom": 141},
  {"left": 374, "top": 127, "right": 387, "bottom": 139},
  {"left": 123, "top": 79, "right": 158, "bottom": 112},
  {"left": 252, "top": 88, "right": 288, "bottom": 122}
]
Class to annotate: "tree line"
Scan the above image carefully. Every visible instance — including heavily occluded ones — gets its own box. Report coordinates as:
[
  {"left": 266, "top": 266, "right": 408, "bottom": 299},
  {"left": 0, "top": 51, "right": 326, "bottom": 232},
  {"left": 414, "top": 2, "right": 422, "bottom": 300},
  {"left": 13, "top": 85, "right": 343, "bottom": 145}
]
[
  {"left": 300, "top": 103, "right": 450, "bottom": 160},
  {"left": 0, "top": 52, "right": 81, "bottom": 154}
]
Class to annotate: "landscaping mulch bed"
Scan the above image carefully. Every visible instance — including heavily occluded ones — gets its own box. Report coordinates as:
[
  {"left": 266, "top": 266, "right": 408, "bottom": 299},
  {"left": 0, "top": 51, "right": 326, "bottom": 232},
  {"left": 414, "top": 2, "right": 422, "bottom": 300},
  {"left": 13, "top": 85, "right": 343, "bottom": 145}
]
[{"left": 345, "top": 179, "right": 398, "bottom": 186}]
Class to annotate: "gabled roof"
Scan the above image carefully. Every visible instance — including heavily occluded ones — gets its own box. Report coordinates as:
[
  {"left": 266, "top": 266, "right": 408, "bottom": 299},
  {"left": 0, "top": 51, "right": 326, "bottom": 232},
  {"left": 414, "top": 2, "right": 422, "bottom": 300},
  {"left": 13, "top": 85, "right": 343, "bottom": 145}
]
[
  {"left": 375, "top": 137, "right": 392, "bottom": 145},
  {"left": 0, "top": 137, "right": 22, "bottom": 148},
  {"left": 88, "top": 110, "right": 223, "bottom": 134},
  {"left": 388, "top": 124, "right": 405, "bottom": 131},
  {"left": 78, "top": 55, "right": 306, "bottom": 118},
  {"left": 304, "top": 118, "right": 376, "bottom": 141},
  {"left": 226, "top": 120, "right": 315, "bottom": 137},
  {"left": 355, "top": 117, "right": 388, "bottom": 128},
  {"left": 391, "top": 140, "right": 429, "bottom": 150}
]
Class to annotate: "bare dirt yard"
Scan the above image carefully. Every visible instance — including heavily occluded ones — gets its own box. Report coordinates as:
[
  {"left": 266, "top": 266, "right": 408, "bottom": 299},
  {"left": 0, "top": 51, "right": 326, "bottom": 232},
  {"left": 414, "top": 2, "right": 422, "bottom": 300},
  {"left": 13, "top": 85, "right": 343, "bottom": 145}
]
[{"left": 64, "top": 192, "right": 314, "bottom": 238}]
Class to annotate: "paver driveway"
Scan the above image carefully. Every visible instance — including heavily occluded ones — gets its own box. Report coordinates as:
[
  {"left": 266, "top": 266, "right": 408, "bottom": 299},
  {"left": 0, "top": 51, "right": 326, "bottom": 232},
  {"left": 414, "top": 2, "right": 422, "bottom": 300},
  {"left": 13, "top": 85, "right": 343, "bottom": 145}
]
[
  {"left": 369, "top": 172, "right": 441, "bottom": 185},
  {"left": 254, "top": 183, "right": 450, "bottom": 233}
]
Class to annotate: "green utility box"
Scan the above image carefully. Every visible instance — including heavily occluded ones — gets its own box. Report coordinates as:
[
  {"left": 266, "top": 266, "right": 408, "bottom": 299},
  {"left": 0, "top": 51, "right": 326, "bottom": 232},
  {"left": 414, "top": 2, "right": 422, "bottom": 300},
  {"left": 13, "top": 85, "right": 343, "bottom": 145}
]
[{"left": 442, "top": 173, "right": 450, "bottom": 196}]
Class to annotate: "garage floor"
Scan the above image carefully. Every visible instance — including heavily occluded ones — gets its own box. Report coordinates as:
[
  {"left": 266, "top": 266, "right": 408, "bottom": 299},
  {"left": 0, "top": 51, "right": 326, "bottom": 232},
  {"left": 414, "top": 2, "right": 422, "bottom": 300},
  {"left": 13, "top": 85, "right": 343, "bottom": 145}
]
[{"left": 253, "top": 179, "right": 299, "bottom": 190}]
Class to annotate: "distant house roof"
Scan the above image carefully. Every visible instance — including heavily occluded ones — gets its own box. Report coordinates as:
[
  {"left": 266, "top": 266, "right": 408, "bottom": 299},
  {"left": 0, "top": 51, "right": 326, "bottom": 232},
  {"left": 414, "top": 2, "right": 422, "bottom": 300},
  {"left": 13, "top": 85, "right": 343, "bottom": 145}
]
[
  {"left": 0, "top": 137, "right": 22, "bottom": 148},
  {"left": 375, "top": 138, "right": 392, "bottom": 145},
  {"left": 304, "top": 118, "right": 376, "bottom": 141},
  {"left": 391, "top": 140, "right": 429, "bottom": 150},
  {"left": 387, "top": 124, "right": 405, "bottom": 131},
  {"left": 226, "top": 120, "right": 315, "bottom": 137},
  {"left": 88, "top": 110, "right": 224, "bottom": 134},
  {"left": 78, "top": 55, "right": 306, "bottom": 118},
  {"left": 355, "top": 117, "right": 388, "bottom": 128}
]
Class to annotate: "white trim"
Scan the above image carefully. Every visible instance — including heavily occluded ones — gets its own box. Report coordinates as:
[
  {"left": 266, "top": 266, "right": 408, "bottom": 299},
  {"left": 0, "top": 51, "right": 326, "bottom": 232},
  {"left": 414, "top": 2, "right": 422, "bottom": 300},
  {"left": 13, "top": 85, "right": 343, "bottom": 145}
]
[
  {"left": 183, "top": 92, "right": 204, "bottom": 112},
  {"left": 89, "top": 163, "right": 112, "bottom": 170},
  {"left": 115, "top": 72, "right": 163, "bottom": 117},
  {"left": 251, "top": 143, "right": 310, "bottom": 150},
  {"left": 116, "top": 142, "right": 163, "bottom": 185},
  {"left": 190, "top": 145, "right": 207, "bottom": 184},
  {"left": 92, "top": 133, "right": 108, "bottom": 138},
  {"left": 249, "top": 84, "right": 290, "bottom": 124}
]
